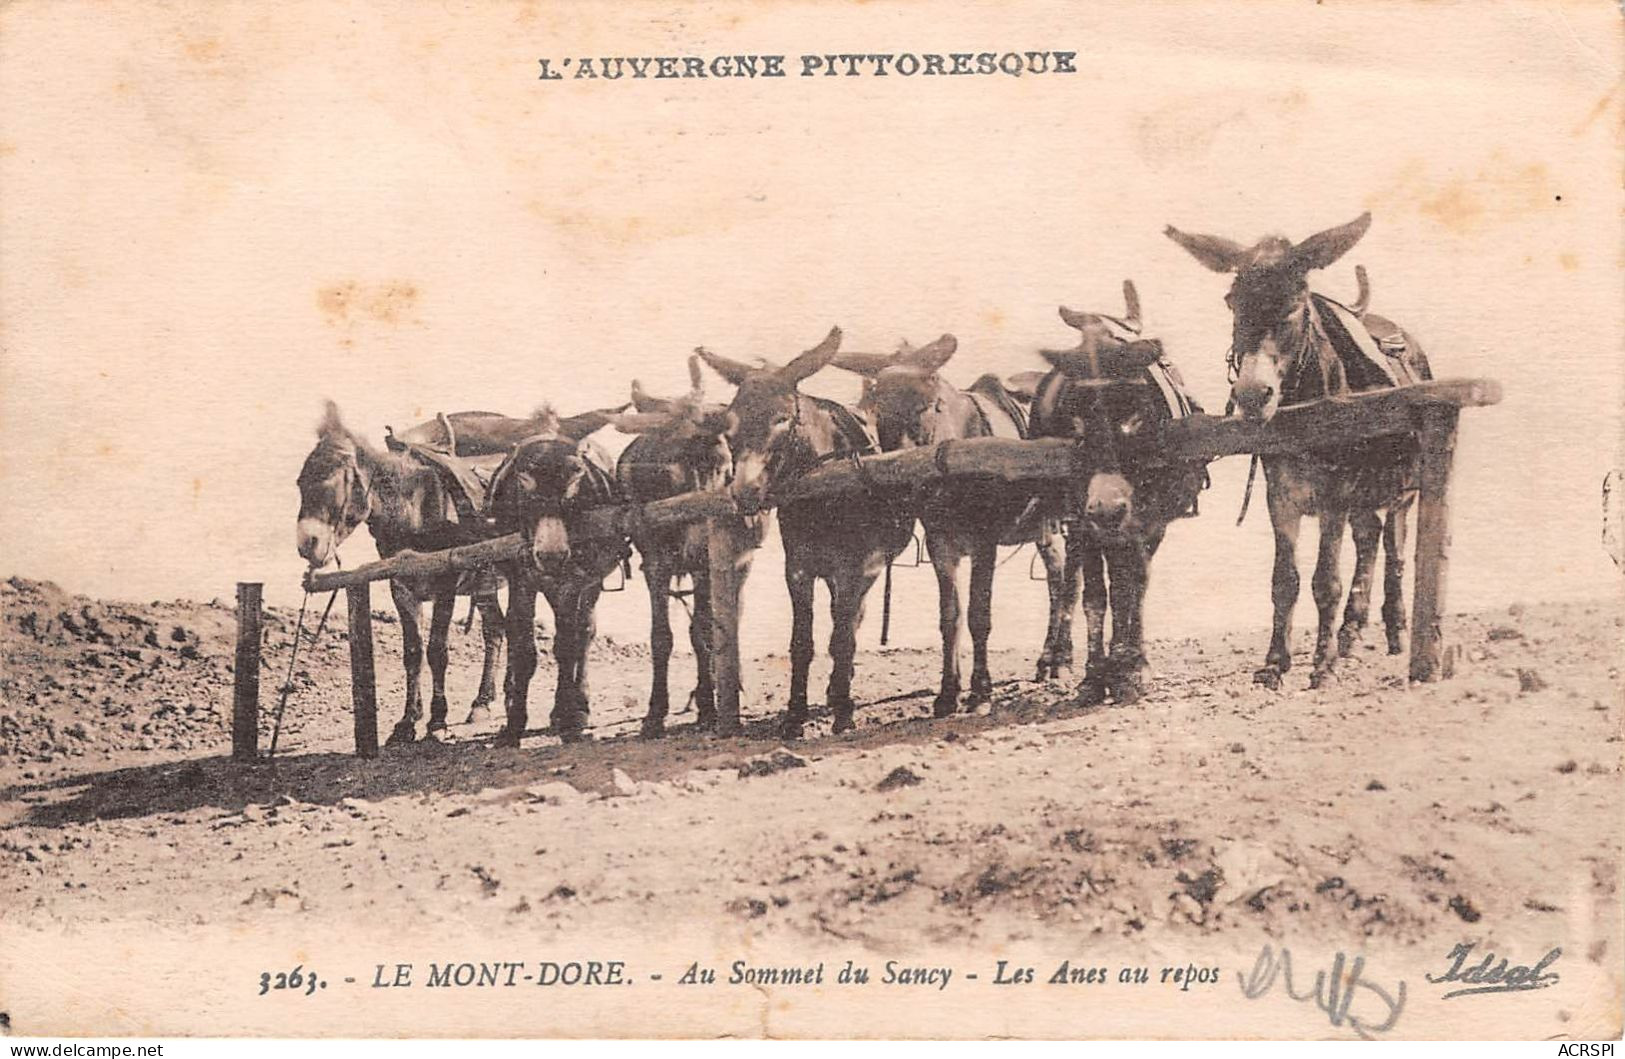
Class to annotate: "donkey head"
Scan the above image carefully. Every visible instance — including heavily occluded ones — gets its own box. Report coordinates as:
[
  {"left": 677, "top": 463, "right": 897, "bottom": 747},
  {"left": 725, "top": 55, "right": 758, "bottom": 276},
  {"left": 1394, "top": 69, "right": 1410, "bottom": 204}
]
[
  {"left": 1165, "top": 212, "right": 1371, "bottom": 421},
  {"left": 1036, "top": 284, "right": 1164, "bottom": 536},
  {"left": 696, "top": 326, "right": 843, "bottom": 509},
  {"left": 833, "top": 334, "right": 958, "bottom": 450},
  {"left": 295, "top": 400, "right": 373, "bottom": 568},
  {"left": 488, "top": 410, "right": 606, "bottom": 570},
  {"left": 614, "top": 355, "right": 734, "bottom": 493}
]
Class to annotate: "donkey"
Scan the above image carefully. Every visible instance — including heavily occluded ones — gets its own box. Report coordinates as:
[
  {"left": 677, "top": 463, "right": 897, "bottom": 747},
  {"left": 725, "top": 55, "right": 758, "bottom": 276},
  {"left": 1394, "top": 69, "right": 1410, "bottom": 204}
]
[
  {"left": 1165, "top": 211, "right": 1432, "bottom": 688},
  {"left": 1028, "top": 283, "right": 1207, "bottom": 705},
  {"left": 296, "top": 402, "right": 512, "bottom": 743},
  {"left": 830, "top": 336, "right": 1070, "bottom": 715},
  {"left": 486, "top": 414, "right": 631, "bottom": 746},
  {"left": 696, "top": 327, "right": 915, "bottom": 739},
  {"left": 608, "top": 357, "right": 765, "bottom": 738}
]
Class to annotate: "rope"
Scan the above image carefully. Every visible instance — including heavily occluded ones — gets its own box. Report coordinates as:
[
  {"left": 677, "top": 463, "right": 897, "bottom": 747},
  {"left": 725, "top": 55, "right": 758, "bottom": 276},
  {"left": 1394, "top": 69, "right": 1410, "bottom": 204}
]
[
  {"left": 269, "top": 559, "right": 341, "bottom": 762},
  {"left": 879, "top": 557, "right": 894, "bottom": 646},
  {"left": 1236, "top": 453, "right": 1260, "bottom": 527}
]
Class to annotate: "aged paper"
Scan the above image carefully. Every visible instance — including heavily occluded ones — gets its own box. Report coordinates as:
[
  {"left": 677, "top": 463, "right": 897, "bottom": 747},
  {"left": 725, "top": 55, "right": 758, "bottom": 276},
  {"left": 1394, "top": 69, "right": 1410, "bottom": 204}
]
[{"left": 0, "top": 0, "right": 1620, "bottom": 1042}]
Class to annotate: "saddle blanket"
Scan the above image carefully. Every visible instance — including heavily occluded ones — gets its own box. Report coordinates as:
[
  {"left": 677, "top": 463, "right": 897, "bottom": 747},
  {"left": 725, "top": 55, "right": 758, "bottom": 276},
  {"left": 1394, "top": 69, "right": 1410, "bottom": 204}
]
[
  {"left": 404, "top": 443, "right": 506, "bottom": 525},
  {"left": 1312, "top": 293, "right": 1422, "bottom": 390}
]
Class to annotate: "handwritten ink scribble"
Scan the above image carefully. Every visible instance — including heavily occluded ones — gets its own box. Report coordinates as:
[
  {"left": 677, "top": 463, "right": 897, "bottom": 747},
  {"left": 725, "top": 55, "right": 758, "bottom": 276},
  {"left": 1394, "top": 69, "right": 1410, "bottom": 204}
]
[
  {"left": 1425, "top": 942, "right": 1561, "bottom": 999},
  {"left": 1603, "top": 470, "right": 1623, "bottom": 568},
  {"left": 1237, "top": 944, "right": 1405, "bottom": 1039}
]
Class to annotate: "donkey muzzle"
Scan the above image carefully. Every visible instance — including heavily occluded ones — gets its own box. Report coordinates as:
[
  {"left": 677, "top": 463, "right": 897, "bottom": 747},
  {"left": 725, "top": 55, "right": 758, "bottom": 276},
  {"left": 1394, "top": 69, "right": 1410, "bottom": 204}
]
[
  {"left": 296, "top": 518, "right": 333, "bottom": 567},
  {"left": 529, "top": 514, "right": 572, "bottom": 568},
  {"left": 1230, "top": 382, "right": 1277, "bottom": 421}
]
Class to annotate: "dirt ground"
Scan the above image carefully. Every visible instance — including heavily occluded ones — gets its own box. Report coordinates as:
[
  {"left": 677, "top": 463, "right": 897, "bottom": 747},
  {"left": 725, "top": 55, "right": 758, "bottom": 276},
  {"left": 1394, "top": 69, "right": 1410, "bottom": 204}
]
[{"left": 0, "top": 574, "right": 1620, "bottom": 1036}]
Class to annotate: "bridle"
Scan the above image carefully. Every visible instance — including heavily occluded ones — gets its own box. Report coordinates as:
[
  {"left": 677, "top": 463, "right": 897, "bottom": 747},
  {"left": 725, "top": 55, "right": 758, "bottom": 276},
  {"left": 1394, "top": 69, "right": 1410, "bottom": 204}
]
[
  {"left": 304, "top": 442, "right": 373, "bottom": 552},
  {"left": 1226, "top": 287, "right": 1338, "bottom": 408}
]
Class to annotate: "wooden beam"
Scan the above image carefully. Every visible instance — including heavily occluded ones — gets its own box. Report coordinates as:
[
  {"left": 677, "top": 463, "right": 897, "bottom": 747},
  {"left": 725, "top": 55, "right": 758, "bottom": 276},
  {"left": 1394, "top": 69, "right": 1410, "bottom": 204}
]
[
  {"left": 707, "top": 517, "right": 749, "bottom": 736},
  {"left": 231, "top": 582, "right": 262, "bottom": 762},
  {"left": 301, "top": 377, "right": 1503, "bottom": 592},
  {"left": 1409, "top": 405, "right": 1461, "bottom": 682},
  {"left": 347, "top": 585, "right": 379, "bottom": 758}
]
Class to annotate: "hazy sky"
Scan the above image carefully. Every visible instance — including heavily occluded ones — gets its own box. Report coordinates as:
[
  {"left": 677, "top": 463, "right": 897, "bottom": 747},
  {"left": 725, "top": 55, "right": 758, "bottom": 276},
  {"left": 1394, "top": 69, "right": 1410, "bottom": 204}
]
[{"left": 2, "top": 0, "right": 1619, "bottom": 657}]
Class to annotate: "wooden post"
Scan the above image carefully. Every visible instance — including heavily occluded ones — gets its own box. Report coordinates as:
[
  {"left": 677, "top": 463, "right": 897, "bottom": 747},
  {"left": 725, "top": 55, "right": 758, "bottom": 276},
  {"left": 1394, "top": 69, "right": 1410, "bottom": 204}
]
[
  {"left": 232, "top": 582, "right": 262, "bottom": 762},
  {"left": 1409, "top": 405, "right": 1460, "bottom": 682},
  {"left": 707, "top": 516, "right": 747, "bottom": 736},
  {"left": 347, "top": 584, "right": 379, "bottom": 757}
]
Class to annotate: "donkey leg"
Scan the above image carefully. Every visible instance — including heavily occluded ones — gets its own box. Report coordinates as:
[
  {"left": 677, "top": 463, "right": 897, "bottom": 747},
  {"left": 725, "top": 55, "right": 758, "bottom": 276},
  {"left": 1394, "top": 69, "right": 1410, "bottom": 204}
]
[
  {"left": 1338, "top": 510, "right": 1382, "bottom": 657},
  {"left": 495, "top": 577, "right": 537, "bottom": 748},
  {"left": 425, "top": 592, "right": 454, "bottom": 733},
  {"left": 554, "top": 583, "right": 600, "bottom": 743},
  {"left": 689, "top": 565, "right": 717, "bottom": 728},
  {"left": 1381, "top": 499, "right": 1413, "bottom": 654},
  {"left": 1104, "top": 541, "right": 1151, "bottom": 705},
  {"left": 1034, "top": 528, "right": 1073, "bottom": 681},
  {"left": 783, "top": 566, "right": 816, "bottom": 740},
  {"left": 1075, "top": 536, "right": 1109, "bottom": 707},
  {"left": 642, "top": 557, "right": 674, "bottom": 739},
  {"left": 925, "top": 531, "right": 964, "bottom": 718},
  {"left": 386, "top": 581, "right": 424, "bottom": 746},
  {"left": 1257, "top": 489, "right": 1304, "bottom": 690},
  {"left": 547, "top": 585, "right": 589, "bottom": 743},
  {"left": 1310, "top": 508, "right": 1350, "bottom": 688},
  {"left": 466, "top": 592, "right": 503, "bottom": 724},
  {"left": 826, "top": 568, "right": 874, "bottom": 735},
  {"left": 966, "top": 539, "right": 998, "bottom": 706}
]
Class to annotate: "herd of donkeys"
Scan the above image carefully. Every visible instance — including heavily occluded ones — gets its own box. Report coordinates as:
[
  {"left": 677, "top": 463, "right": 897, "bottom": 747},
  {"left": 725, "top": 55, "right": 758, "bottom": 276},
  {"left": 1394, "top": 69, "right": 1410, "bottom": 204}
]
[{"left": 294, "top": 213, "right": 1432, "bottom": 748}]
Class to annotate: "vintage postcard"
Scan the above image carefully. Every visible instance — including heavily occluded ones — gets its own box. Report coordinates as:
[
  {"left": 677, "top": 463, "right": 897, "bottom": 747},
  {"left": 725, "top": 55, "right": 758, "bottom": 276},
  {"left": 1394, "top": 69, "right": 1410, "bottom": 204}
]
[{"left": 0, "top": 0, "right": 1620, "bottom": 1043}]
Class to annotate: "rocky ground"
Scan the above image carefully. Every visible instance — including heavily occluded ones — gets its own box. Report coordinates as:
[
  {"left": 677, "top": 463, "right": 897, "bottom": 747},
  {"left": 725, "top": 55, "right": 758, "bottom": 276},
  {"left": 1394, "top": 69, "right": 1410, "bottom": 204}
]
[{"left": 0, "top": 575, "right": 1620, "bottom": 1036}]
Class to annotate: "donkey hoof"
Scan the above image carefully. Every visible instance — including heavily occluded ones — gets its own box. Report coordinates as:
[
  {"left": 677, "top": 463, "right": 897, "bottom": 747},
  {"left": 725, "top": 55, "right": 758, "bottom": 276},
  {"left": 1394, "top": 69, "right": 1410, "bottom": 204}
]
[
  {"left": 1074, "top": 678, "right": 1107, "bottom": 708},
  {"left": 931, "top": 692, "right": 960, "bottom": 719},
  {"left": 832, "top": 713, "right": 856, "bottom": 735},
  {"left": 780, "top": 717, "right": 805, "bottom": 741},
  {"left": 1336, "top": 625, "right": 1363, "bottom": 658},
  {"left": 384, "top": 722, "right": 417, "bottom": 747},
  {"left": 640, "top": 717, "right": 667, "bottom": 740},
  {"left": 1253, "top": 666, "right": 1284, "bottom": 691},
  {"left": 1309, "top": 667, "right": 1337, "bottom": 690},
  {"left": 1109, "top": 677, "right": 1144, "bottom": 706},
  {"left": 1385, "top": 633, "right": 1406, "bottom": 656},
  {"left": 426, "top": 718, "right": 448, "bottom": 734},
  {"left": 493, "top": 727, "right": 522, "bottom": 749},
  {"left": 464, "top": 703, "right": 492, "bottom": 726}
]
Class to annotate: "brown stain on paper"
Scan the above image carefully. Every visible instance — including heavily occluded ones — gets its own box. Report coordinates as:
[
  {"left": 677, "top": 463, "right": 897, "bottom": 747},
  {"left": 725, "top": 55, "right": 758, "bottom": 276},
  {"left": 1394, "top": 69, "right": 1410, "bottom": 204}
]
[
  {"left": 317, "top": 281, "right": 421, "bottom": 327},
  {"left": 1365, "top": 156, "right": 1557, "bottom": 235}
]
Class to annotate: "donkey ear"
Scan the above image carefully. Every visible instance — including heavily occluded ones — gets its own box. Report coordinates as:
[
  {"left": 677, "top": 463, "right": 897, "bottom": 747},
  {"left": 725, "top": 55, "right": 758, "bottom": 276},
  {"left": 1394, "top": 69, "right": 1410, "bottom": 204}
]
[
  {"left": 557, "top": 404, "right": 629, "bottom": 440},
  {"left": 777, "top": 326, "right": 843, "bottom": 387},
  {"left": 694, "top": 346, "right": 757, "bottom": 387},
  {"left": 1058, "top": 305, "right": 1097, "bottom": 332},
  {"left": 319, "top": 399, "right": 348, "bottom": 439},
  {"left": 1164, "top": 225, "right": 1251, "bottom": 273},
  {"left": 687, "top": 353, "right": 706, "bottom": 396},
  {"left": 630, "top": 380, "right": 673, "bottom": 415},
  {"left": 832, "top": 351, "right": 900, "bottom": 377},
  {"left": 610, "top": 410, "right": 679, "bottom": 435},
  {"left": 1291, "top": 212, "right": 1371, "bottom": 272},
  {"left": 1121, "top": 280, "right": 1142, "bottom": 333},
  {"left": 1005, "top": 370, "right": 1046, "bottom": 401},
  {"left": 901, "top": 334, "right": 957, "bottom": 375}
]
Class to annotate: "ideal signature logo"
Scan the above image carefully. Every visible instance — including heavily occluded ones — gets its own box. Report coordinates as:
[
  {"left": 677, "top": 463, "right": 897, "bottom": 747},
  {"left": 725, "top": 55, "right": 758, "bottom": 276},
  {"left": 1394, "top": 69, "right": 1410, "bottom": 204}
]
[{"left": 1425, "top": 942, "right": 1562, "bottom": 999}]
